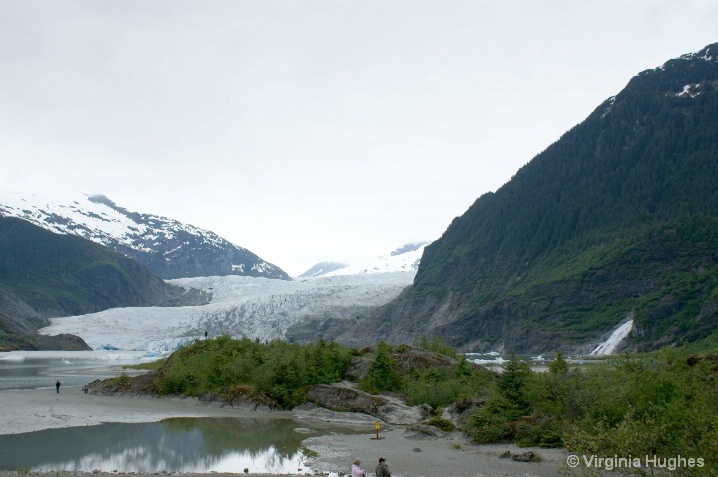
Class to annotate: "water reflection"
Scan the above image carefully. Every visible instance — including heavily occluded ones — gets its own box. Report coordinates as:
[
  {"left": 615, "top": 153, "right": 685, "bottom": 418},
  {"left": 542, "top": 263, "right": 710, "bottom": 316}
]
[{"left": 0, "top": 418, "right": 314, "bottom": 473}]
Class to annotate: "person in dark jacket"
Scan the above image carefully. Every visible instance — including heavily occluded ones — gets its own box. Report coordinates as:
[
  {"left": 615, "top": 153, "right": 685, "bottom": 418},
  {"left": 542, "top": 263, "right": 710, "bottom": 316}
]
[
  {"left": 375, "top": 457, "right": 391, "bottom": 477},
  {"left": 55, "top": 380, "right": 61, "bottom": 394}
]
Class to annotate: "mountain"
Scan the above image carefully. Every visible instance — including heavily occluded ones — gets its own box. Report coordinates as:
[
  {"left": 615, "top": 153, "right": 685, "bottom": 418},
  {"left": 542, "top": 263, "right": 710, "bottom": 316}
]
[
  {"left": 297, "top": 262, "right": 348, "bottom": 278},
  {"left": 337, "top": 42, "right": 718, "bottom": 353},
  {"left": 0, "top": 217, "right": 211, "bottom": 350},
  {"left": 0, "top": 288, "right": 90, "bottom": 351},
  {"left": 0, "top": 191, "right": 290, "bottom": 280},
  {"left": 319, "top": 243, "right": 429, "bottom": 277}
]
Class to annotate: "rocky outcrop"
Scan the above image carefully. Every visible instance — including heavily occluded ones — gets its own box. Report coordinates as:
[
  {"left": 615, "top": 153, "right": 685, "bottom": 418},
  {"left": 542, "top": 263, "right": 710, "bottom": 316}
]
[
  {"left": 292, "top": 403, "right": 379, "bottom": 425},
  {"left": 443, "top": 398, "right": 486, "bottom": 430},
  {"left": 306, "top": 381, "right": 426, "bottom": 425},
  {"left": 403, "top": 423, "right": 447, "bottom": 439},
  {"left": 344, "top": 346, "right": 462, "bottom": 382}
]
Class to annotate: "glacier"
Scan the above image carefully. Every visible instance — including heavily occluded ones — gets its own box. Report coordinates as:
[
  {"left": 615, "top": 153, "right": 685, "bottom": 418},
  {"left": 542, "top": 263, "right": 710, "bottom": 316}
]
[{"left": 38, "top": 272, "right": 415, "bottom": 352}]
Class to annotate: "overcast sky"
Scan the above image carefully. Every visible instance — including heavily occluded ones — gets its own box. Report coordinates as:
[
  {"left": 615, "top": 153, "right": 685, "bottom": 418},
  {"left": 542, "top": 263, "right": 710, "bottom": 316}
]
[{"left": 1, "top": 1, "right": 717, "bottom": 276}]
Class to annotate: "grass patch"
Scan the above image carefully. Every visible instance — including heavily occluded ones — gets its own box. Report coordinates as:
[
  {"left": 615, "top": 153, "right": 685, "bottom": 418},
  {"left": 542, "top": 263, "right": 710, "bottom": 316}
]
[{"left": 124, "top": 358, "right": 167, "bottom": 371}]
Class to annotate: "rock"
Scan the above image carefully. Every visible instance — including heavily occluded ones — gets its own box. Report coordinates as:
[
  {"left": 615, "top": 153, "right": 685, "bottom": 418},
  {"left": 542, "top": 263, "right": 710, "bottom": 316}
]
[
  {"left": 412, "top": 447, "right": 421, "bottom": 452},
  {"left": 403, "top": 424, "right": 447, "bottom": 440},
  {"left": 393, "top": 348, "right": 458, "bottom": 371},
  {"left": 418, "top": 403, "right": 434, "bottom": 419},
  {"left": 344, "top": 356, "right": 371, "bottom": 381},
  {"left": 443, "top": 398, "right": 486, "bottom": 429},
  {"left": 306, "top": 381, "right": 423, "bottom": 425},
  {"left": 294, "top": 405, "right": 378, "bottom": 425},
  {"left": 498, "top": 450, "right": 512, "bottom": 458},
  {"left": 511, "top": 451, "right": 537, "bottom": 462}
]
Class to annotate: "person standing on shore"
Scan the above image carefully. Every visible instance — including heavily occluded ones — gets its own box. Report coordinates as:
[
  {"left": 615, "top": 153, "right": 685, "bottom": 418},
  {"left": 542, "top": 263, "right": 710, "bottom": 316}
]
[
  {"left": 55, "top": 380, "right": 61, "bottom": 394},
  {"left": 375, "top": 457, "right": 391, "bottom": 477},
  {"left": 351, "top": 460, "right": 365, "bottom": 477}
]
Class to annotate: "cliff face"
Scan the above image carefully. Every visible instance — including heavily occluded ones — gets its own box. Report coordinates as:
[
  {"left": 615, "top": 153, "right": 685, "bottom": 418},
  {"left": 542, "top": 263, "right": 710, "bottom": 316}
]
[{"left": 337, "top": 43, "right": 718, "bottom": 353}]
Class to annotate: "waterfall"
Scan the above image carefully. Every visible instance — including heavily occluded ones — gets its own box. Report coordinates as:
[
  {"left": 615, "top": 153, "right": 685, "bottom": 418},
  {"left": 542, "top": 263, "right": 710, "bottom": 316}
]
[{"left": 590, "top": 319, "right": 634, "bottom": 355}]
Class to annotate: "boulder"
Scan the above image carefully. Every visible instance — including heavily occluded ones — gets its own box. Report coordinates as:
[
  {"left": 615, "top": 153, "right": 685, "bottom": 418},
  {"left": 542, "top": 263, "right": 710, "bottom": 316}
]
[
  {"left": 511, "top": 451, "right": 538, "bottom": 462},
  {"left": 306, "top": 381, "right": 423, "bottom": 425},
  {"left": 443, "top": 398, "right": 486, "bottom": 429},
  {"left": 403, "top": 423, "right": 447, "bottom": 439}
]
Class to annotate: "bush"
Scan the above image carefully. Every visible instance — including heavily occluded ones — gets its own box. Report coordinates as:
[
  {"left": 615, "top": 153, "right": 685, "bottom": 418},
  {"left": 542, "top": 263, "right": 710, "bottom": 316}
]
[
  {"left": 359, "top": 341, "right": 403, "bottom": 393},
  {"left": 424, "top": 416, "right": 455, "bottom": 432},
  {"left": 403, "top": 362, "right": 494, "bottom": 408},
  {"left": 154, "top": 336, "right": 355, "bottom": 409},
  {"left": 412, "top": 333, "right": 458, "bottom": 358},
  {"left": 467, "top": 395, "right": 526, "bottom": 443}
]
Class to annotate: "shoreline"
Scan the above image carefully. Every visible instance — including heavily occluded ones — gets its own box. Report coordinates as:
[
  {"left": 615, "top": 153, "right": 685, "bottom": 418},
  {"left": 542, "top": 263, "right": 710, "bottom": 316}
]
[{"left": 0, "top": 387, "right": 570, "bottom": 477}]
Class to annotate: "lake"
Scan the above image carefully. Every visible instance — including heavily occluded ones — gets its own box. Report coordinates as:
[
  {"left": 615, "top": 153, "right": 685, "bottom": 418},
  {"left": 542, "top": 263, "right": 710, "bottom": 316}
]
[
  {"left": 0, "top": 351, "right": 158, "bottom": 391},
  {"left": 0, "top": 351, "right": 352, "bottom": 473},
  {"left": 0, "top": 417, "right": 327, "bottom": 473}
]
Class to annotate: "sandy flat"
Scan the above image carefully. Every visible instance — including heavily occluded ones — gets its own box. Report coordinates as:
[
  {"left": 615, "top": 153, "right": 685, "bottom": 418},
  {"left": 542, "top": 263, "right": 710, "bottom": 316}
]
[{"left": 0, "top": 386, "right": 570, "bottom": 477}]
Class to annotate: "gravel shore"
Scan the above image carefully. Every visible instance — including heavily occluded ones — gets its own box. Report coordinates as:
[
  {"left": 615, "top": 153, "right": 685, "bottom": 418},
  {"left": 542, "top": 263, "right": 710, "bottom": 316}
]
[{"left": 0, "top": 386, "right": 570, "bottom": 477}]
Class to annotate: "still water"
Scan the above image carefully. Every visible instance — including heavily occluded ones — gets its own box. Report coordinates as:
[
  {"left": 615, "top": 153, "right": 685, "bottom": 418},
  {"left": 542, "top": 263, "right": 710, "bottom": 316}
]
[
  {"left": 0, "top": 417, "right": 324, "bottom": 473},
  {"left": 0, "top": 353, "right": 345, "bottom": 473},
  {"left": 0, "top": 351, "right": 154, "bottom": 391}
]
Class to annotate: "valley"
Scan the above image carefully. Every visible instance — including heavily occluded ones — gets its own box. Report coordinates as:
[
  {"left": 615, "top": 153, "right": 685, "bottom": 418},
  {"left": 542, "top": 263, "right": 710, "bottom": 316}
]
[{"left": 38, "top": 272, "right": 415, "bottom": 352}]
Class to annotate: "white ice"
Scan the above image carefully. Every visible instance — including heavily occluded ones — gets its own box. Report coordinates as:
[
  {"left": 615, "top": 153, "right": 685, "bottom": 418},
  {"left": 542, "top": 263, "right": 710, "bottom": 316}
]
[
  {"left": 38, "top": 272, "right": 415, "bottom": 352},
  {"left": 320, "top": 243, "right": 428, "bottom": 277}
]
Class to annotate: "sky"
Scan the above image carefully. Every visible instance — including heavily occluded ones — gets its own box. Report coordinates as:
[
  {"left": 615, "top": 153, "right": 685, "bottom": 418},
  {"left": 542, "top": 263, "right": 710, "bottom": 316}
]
[{"left": 1, "top": 1, "right": 717, "bottom": 276}]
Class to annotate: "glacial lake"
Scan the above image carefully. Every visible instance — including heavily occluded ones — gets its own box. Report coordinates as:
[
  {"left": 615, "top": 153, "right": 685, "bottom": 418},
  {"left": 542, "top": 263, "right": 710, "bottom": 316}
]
[
  {"left": 0, "top": 417, "right": 323, "bottom": 473},
  {"left": 0, "top": 352, "right": 361, "bottom": 474},
  {"left": 0, "top": 351, "right": 158, "bottom": 391}
]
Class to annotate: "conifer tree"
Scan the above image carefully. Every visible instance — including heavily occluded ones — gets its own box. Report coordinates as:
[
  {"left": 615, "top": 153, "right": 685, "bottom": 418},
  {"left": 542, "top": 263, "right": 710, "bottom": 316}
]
[
  {"left": 360, "top": 341, "right": 403, "bottom": 393},
  {"left": 498, "top": 352, "right": 532, "bottom": 412},
  {"left": 549, "top": 351, "right": 568, "bottom": 375}
]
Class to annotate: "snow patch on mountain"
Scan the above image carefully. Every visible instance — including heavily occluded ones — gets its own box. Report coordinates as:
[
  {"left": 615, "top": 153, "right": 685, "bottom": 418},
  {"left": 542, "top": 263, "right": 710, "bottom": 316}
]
[
  {"left": 0, "top": 189, "right": 289, "bottom": 280},
  {"left": 298, "top": 262, "right": 348, "bottom": 278},
  {"left": 38, "top": 272, "right": 414, "bottom": 352},
  {"left": 317, "top": 242, "right": 429, "bottom": 277}
]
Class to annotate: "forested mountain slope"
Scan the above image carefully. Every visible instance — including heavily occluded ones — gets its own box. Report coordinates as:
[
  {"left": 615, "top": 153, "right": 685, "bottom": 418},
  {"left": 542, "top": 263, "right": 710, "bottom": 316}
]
[
  {"left": 0, "top": 217, "right": 209, "bottom": 350},
  {"left": 338, "top": 42, "right": 718, "bottom": 353}
]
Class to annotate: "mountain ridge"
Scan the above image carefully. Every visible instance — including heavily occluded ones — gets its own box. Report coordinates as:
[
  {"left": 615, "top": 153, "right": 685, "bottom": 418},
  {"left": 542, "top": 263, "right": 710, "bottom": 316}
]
[
  {"left": 336, "top": 42, "right": 718, "bottom": 353},
  {"left": 0, "top": 190, "right": 290, "bottom": 280}
]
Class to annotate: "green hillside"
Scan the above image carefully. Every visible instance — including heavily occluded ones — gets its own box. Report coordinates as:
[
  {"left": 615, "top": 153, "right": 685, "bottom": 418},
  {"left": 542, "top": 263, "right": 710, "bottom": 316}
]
[
  {"left": 344, "top": 42, "right": 718, "bottom": 353},
  {"left": 0, "top": 217, "right": 188, "bottom": 317},
  {"left": 0, "top": 216, "right": 208, "bottom": 350}
]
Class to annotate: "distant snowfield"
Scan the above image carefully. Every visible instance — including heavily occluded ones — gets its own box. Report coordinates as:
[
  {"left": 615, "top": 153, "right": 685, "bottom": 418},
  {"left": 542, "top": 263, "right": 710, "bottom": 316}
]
[
  {"left": 322, "top": 242, "right": 427, "bottom": 277},
  {"left": 39, "top": 273, "right": 415, "bottom": 352}
]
